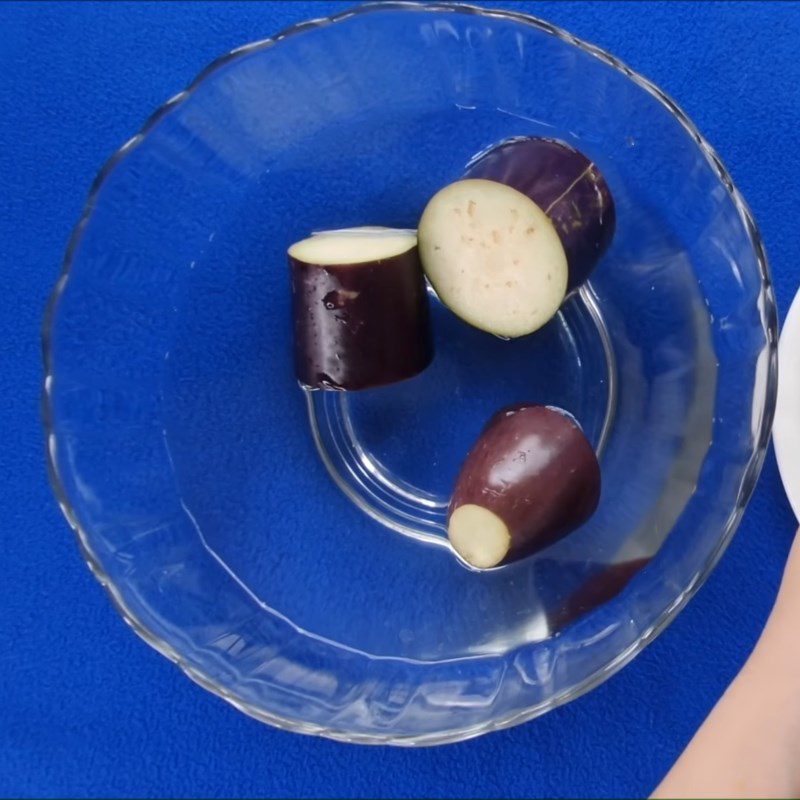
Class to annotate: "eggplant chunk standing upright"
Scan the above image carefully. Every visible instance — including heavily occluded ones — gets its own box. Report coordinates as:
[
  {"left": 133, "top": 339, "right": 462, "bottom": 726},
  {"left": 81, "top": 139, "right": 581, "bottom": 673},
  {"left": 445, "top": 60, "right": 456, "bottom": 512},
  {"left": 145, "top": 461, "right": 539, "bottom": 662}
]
[
  {"left": 463, "top": 137, "right": 616, "bottom": 292},
  {"left": 289, "top": 227, "right": 433, "bottom": 391},
  {"left": 448, "top": 404, "right": 601, "bottom": 569}
]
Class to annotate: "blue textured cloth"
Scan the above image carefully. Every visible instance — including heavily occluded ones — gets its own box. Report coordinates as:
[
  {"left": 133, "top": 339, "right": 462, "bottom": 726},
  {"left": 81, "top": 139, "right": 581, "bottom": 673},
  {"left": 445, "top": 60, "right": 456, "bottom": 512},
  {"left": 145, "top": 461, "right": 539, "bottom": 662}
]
[{"left": 2, "top": 2, "right": 799, "bottom": 797}]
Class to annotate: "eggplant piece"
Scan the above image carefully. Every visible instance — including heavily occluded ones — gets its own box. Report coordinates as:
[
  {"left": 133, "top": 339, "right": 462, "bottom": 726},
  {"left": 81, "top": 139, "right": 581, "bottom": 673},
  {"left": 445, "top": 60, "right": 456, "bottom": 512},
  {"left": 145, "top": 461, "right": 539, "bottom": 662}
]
[
  {"left": 463, "top": 137, "right": 615, "bottom": 291},
  {"left": 417, "top": 179, "right": 568, "bottom": 338},
  {"left": 448, "top": 404, "right": 600, "bottom": 569},
  {"left": 550, "top": 558, "right": 650, "bottom": 630},
  {"left": 289, "top": 227, "right": 433, "bottom": 391}
]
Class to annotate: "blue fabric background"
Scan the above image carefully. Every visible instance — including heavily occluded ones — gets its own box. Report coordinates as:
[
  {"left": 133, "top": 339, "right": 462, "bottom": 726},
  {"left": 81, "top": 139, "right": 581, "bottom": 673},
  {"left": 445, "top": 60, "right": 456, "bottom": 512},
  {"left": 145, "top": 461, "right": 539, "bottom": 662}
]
[{"left": 2, "top": 2, "right": 799, "bottom": 797}]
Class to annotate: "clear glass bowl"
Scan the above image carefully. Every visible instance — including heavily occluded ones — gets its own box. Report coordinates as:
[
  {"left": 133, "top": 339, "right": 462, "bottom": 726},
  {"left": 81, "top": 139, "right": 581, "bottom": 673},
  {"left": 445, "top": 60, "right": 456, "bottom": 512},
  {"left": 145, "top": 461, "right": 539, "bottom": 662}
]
[{"left": 43, "top": 2, "right": 777, "bottom": 744}]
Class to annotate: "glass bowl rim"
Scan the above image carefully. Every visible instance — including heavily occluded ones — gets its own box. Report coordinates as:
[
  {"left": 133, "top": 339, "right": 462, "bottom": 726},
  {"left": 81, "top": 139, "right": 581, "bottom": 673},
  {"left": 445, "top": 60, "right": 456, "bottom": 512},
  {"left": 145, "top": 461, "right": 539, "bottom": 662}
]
[{"left": 41, "top": 0, "right": 779, "bottom": 745}]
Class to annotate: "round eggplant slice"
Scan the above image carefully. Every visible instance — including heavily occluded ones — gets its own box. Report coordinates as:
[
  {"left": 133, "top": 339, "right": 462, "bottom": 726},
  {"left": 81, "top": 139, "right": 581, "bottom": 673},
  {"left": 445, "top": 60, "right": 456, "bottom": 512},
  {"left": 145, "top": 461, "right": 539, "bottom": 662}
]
[
  {"left": 417, "top": 179, "right": 568, "bottom": 339},
  {"left": 448, "top": 404, "right": 601, "bottom": 569},
  {"left": 289, "top": 227, "right": 433, "bottom": 391},
  {"left": 464, "top": 137, "right": 615, "bottom": 291}
]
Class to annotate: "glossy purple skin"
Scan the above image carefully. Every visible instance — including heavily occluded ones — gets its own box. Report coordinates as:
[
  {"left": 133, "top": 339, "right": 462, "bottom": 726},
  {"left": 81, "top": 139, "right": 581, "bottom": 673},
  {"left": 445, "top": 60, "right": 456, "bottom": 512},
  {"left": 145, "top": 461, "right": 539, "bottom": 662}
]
[
  {"left": 449, "top": 404, "right": 601, "bottom": 563},
  {"left": 290, "top": 247, "right": 433, "bottom": 391},
  {"left": 463, "top": 137, "right": 615, "bottom": 291},
  {"left": 551, "top": 558, "right": 650, "bottom": 630}
]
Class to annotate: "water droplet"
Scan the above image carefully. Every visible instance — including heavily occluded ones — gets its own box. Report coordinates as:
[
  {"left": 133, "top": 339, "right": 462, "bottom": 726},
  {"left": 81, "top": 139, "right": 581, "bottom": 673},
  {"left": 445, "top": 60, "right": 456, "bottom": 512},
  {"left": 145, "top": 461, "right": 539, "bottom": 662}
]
[{"left": 317, "top": 373, "right": 344, "bottom": 391}]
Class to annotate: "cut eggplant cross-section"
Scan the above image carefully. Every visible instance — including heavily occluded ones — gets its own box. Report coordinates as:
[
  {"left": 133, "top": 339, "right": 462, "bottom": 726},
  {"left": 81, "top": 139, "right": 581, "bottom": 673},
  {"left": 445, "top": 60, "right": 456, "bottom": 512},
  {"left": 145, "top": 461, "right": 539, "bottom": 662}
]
[
  {"left": 417, "top": 179, "right": 568, "bottom": 339},
  {"left": 464, "top": 137, "right": 615, "bottom": 292}
]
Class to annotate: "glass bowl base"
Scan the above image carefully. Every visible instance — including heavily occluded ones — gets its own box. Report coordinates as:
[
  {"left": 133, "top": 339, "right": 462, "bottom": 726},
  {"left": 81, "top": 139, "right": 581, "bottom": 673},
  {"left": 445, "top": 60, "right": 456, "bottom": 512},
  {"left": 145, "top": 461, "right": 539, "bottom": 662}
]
[{"left": 306, "top": 284, "right": 617, "bottom": 553}]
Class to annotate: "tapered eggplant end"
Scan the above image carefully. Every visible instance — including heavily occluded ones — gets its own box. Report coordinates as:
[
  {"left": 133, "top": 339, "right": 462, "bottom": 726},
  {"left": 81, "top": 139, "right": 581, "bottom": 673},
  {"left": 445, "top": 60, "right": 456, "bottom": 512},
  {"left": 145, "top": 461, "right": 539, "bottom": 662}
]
[{"left": 448, "top": 404, "right": 601, "bottom": 570}]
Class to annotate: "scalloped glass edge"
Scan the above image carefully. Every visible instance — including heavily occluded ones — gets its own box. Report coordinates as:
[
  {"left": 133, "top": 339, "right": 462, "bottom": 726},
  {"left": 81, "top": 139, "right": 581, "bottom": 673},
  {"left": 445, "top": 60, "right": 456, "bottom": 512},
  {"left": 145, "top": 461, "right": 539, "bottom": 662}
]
[{"left": 40, "top": 0, "right": 778, "bottom": 746}]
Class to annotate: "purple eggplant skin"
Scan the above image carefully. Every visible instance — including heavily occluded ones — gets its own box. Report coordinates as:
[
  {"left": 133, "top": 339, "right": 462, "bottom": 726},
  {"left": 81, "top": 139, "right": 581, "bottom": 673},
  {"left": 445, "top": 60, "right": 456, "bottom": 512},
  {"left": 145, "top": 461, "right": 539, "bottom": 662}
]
[
  {"left": 463, "top": 137, "right": 615, "bottom": 292},
  {"left": 290, "top": 248, "right": 433, "bottom": 391},
  {"left": 550, "top": 558, "right": 650, "bottom": 630},
  {"left": 449, "top": 404, "right": 601, "bottom": 567}
]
